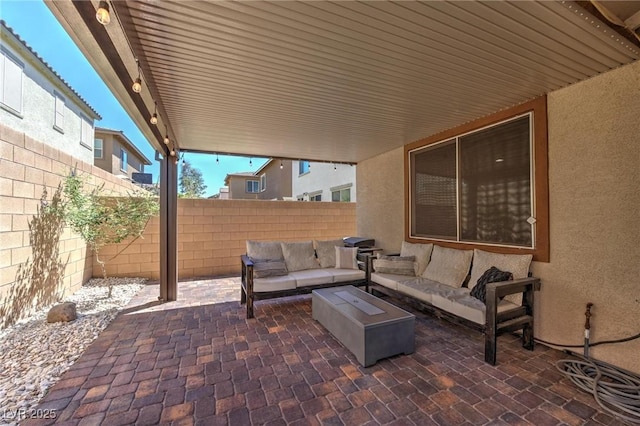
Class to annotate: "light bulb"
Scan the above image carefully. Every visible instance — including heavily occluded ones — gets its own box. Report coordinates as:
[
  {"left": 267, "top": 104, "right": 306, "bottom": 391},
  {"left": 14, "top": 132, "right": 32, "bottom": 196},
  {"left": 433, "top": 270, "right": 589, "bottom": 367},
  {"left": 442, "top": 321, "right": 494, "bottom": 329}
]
[
  {"left": 150, "top": 113, "right": 158, "bottom": 125},
  {"left": 132, "top": 77, "right": 142, "bottom": 93},
  {"left": 164, "top": 135, "right": 170, "bottom": 145},
  {"left": 170, "top": 150, "right": 175, "bottom": 156},
  {"left": 96, "top": 1, "right": 110, "bottom": 25}
]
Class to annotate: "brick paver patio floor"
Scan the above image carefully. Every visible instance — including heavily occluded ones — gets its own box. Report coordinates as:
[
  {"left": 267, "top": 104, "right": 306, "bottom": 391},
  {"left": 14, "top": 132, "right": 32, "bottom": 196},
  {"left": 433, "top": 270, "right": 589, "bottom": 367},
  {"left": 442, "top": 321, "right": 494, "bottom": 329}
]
[{"left": 23, "top": 277, "right": 629, "bottom": 425}]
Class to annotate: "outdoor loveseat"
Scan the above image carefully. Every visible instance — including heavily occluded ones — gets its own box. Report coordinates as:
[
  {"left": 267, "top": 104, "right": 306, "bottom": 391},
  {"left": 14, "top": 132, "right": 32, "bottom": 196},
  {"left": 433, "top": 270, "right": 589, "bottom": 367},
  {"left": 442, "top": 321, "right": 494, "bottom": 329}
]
[
  {"left": 241, "top": 240, "right": 366, "bottom": 318},
  {"left": 366, "top": 243, "right": 541, "bottom": 365}
]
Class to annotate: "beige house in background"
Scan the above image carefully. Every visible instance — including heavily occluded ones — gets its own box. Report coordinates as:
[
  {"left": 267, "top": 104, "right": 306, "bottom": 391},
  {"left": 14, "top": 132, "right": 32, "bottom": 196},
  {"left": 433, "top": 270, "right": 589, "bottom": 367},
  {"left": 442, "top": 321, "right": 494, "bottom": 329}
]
[
  {"left": 224, "top": 159, "right": 293, "bottom": 200},
  {"left": 94, "top": 127, "right": 152, "bottom": 182}
]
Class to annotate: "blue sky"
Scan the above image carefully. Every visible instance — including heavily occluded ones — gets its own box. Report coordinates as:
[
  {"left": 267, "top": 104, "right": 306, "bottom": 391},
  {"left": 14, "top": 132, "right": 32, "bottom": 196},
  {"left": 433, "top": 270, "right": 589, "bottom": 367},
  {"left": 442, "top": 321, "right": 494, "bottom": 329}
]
[{"left": 0, "top": 0, "right": 267, "bottom": 197}]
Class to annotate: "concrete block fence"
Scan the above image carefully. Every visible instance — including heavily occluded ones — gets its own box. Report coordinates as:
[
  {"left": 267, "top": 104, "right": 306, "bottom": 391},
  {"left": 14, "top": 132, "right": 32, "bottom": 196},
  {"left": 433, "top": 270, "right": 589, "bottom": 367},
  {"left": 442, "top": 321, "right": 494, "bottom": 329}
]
[
  {"left": 0, "top": 123, "right": 356, "bottom": 327},
  {"left": 0, "top": 124, "right": 146, "bottom": 327},
  {"left": 98, "top": 199, "right": 357, "bottom": 280}
]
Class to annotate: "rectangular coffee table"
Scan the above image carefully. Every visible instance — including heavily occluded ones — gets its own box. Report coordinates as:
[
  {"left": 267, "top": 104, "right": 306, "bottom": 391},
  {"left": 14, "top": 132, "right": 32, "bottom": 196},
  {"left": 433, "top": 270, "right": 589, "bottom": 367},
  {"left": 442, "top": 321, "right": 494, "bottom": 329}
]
[{"left": 312, "top": 286, "right": 415, "bottom": 367}]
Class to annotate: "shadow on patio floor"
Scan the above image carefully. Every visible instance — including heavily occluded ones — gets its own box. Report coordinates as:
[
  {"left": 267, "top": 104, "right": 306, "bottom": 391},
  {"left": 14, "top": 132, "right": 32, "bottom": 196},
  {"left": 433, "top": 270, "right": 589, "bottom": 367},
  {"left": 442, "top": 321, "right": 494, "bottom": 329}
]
[{"left": 24, "top": 277, "right": 628, "bottom": 425}]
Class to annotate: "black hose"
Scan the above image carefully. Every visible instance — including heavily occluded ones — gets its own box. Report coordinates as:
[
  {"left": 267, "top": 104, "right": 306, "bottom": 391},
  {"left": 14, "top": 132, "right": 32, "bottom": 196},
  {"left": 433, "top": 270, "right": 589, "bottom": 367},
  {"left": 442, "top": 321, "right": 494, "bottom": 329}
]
[
  {"left": 557, "top": 353, "right": 640, "bottom": 424},
  {"left": 535, "top": 332, "right": 640, "bottom": 348}
]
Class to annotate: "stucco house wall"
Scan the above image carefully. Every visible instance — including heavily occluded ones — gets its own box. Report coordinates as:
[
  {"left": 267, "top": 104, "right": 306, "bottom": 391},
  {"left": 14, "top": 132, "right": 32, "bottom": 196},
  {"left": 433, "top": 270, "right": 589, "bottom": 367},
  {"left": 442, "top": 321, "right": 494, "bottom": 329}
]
[
  {"left": 0, "top": 23, "right": 99, "bottom": 165},
  {"left": 293, "top": 161, "right": 356, "bottom": 202},
  {"left": 256, "top": 160, "right": 292, "bottom": 200},
  {"left": 226, "top": 174, "right": 259, "bottom": 200},
  {"left": 94, "top": 128, "right": 150, "bottom": 180},
  {"left": 357, "top": 60, "right": 640, "bottom": 374}
]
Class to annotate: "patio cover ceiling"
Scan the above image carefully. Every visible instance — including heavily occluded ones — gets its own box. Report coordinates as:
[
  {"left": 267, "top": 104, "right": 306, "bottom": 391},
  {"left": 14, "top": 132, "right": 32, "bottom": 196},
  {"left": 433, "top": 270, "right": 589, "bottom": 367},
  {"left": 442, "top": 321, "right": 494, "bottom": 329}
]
[{"left": 46, "top": 1, "right": 640, "bottom": 164}]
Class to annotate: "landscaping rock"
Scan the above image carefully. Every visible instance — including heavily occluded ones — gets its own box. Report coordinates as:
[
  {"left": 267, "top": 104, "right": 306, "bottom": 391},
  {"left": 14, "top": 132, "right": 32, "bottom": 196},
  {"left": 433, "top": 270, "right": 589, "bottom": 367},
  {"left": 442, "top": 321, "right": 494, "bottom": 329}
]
[
  {"left": 0, "top": 277, "right": 144, "bottom": 425},
  {"left": 46, "top": 302, "right": 77, "bottom": 323}
]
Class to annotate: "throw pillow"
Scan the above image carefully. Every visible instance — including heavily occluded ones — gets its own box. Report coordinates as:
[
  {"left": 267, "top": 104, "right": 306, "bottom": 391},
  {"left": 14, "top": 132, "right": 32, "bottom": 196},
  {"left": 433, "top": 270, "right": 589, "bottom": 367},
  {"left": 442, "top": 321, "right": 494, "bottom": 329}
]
[
  {"left": 335, "top": 247, "right": 359, "bottom": 270},
  {"left": 314, "top": 239, "right": 344, "bottom": 268},
  {"left": 251, "top": 259, "right": 289, "bottom": 278},
  {"left": 373, "top": 255, "right": 416, "bottom": 276},
  {"left": 400, "top": 242, "right": 433, "bottom": 276},
  {"left": 246, "top": 240, "right": 283, "bottom": 261},
  {"left": 468, "top": 249, "right": 532, "bottom": 291},
  {"left": 421, "top": 245, "right": 473, "bottom": 288},
  {"left": 470, "top": 266, "right": 513, "bottom": 304}
]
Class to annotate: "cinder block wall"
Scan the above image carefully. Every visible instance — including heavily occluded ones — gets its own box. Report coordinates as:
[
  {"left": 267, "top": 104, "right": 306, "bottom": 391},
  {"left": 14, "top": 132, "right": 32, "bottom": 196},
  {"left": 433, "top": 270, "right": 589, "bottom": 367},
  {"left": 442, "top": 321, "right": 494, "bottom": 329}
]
[
  {"left": 0, "top": 124, "right": 143, "bottom": 327},
  {"left": 99, "top": 199, "right": 357, "bottom": 279}
]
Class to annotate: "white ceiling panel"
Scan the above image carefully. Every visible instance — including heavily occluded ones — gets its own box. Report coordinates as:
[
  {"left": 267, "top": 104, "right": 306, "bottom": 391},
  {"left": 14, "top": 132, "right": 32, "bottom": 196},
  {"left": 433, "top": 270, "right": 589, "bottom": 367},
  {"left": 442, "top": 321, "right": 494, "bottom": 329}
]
[{"left": 47, "top": 0, "right": 640, "bottom": 163}]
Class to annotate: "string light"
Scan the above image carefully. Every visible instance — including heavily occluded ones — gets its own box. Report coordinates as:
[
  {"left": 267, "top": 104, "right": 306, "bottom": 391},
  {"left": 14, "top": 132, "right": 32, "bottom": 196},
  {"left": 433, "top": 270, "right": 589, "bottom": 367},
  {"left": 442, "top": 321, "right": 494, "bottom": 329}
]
[
  {"left": 182, "top": 153, "right": 186, "bottom": 166},
  {"left": 170, "top": 149, "right": 175, "bottom": 157},
  {"left": 216, "top": 154, "right": 219, "bottom": 164},
  {"left": 150, "top": 102, "right": 158, "bottom": 125},
  {"left": 249, "top": 157, "right": 252, "bottom": 167},
  {"left": 164, "top": 134, "right": 170, "bottom": 145},
  {"left": 96, "top": 1, "right": 111, "bottom": 25},
  {"left": 280, "top": 160, "right": 283, "bottom": 170},
  {"left": 334, "top": 163, "right": 337, "bottom": 171},
  {"left": 132, "top": 60, "right": 142, "bottom": 93}
]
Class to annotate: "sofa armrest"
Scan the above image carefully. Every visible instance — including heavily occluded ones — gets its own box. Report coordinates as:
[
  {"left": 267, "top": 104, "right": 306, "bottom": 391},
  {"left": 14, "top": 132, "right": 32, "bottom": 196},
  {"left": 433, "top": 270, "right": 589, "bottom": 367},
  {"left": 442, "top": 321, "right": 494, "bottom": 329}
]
[
  {"left": 241, "top": 255, "right": 254, "bottom": 292},
  {"left": 486, "top": 277, "right": 541, "bottom": 300}
]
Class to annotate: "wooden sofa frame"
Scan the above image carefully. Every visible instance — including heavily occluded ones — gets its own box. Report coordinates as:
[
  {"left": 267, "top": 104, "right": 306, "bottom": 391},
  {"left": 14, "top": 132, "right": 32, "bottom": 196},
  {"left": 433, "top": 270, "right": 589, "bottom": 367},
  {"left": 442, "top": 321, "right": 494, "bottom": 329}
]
[
  {"left": 241, "top": 255, "right": 367, "bottom": 319},
  {"left": 364, "top": 255, "right": 541, "bottom": 365}
]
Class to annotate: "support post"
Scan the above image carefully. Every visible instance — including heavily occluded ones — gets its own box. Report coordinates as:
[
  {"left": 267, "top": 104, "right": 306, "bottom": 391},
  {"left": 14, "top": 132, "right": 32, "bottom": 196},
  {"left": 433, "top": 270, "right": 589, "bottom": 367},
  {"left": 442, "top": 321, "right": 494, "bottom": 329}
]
[{"left": 159, "top": 155, "right": 178, "bottom": 301}]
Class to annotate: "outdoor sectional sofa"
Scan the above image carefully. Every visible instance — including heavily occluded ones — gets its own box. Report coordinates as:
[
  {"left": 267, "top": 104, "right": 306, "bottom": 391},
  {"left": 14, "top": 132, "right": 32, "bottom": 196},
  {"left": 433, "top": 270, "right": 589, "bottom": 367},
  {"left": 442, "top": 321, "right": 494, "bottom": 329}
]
[
  {"left": 366, "top": 243, "right": 541, "bottom": 365},
  {"left": 241, "top": 240, "right": 366, "bottom": 319}
]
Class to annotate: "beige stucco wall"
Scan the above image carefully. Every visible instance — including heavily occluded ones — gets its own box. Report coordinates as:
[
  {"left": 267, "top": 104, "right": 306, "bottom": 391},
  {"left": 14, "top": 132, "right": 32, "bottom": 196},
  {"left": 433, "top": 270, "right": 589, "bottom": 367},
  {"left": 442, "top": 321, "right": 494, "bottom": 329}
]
[
  {"left": 356, "top": 61, "right": 640, "bottom": 374},
  {"left": 534, "top": 60, "right": 640, "bottom": 373},
  {"left": 356, "top": 147, "right": 405, "bottom": 251}
]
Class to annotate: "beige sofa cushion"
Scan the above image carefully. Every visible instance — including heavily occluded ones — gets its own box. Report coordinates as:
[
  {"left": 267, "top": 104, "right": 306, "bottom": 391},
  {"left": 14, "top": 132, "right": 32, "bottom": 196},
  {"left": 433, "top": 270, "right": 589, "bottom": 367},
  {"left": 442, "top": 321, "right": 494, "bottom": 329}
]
[
  {"left": 330, "top": 268, "right": 365, "bottom": 283},
  {"left": 281, "top": 241, "right": 320, "bottom": 272},
  {"left": 253, "top": 275, "right": 297, "bottom": 293},
  {"left": 468, "top": 249, "right": 533, "bottom": 290},
  {"left": 422, "top": 245, "right": 473, "bottom": 288},
  {"left": 314, "top": 239, "right": 344, "bottom": 268},
  {"left": 247, "top": 240, "right": 283, "bottom": 261},
  {"left": 400, "top": 242, "right": 433, "bottom": 276},
  {"left": 431, "top": 292, "right": 519, "bottom": 325},
  {"left": 289, "top": 269, "right": 335, "bottom": 287}
]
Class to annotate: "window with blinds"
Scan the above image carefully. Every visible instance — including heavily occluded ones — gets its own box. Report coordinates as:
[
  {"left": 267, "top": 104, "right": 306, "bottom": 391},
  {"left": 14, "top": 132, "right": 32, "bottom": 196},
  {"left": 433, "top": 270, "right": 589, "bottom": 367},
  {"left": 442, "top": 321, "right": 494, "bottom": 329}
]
[{"left": 410, "top": 113, "right": 534, "bottom": 248}]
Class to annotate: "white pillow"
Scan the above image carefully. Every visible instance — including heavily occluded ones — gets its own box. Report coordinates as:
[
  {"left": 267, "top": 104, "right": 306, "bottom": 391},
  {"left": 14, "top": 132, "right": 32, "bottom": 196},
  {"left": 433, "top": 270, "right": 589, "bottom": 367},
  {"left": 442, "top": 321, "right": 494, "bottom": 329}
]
[
  {"left": 422, "top": 245, "right": 473, "bottom": 288},
  {"left": 400, "top": 242, "right": 433, "bottom": 276},
  {"left": 335, "top": 247, "right": 358, "bottom": 270},
  {"left": 468, "top": 249, "right": 533, "bottom": 290},
  {"left": 281, "top": 241, "right": 319, "bottom": 272}
]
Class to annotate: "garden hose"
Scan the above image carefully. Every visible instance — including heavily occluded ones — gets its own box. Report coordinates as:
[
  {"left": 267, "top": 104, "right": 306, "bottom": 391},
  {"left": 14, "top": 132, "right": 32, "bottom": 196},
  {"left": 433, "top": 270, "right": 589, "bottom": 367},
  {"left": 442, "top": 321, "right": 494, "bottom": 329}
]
[
  {"left": 552, "top": 303, "right": 640, "bottom": 424},
  {"left": 557, "top": 353, "right": 640, "bottom": 424}
]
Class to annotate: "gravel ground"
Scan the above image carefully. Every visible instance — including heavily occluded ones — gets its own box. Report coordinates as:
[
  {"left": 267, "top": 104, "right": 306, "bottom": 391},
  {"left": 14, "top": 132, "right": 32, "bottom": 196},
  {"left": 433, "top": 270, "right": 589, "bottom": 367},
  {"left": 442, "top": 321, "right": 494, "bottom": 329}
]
[{"left": 0, "top": 278, "right": 145, "bottom": 425}]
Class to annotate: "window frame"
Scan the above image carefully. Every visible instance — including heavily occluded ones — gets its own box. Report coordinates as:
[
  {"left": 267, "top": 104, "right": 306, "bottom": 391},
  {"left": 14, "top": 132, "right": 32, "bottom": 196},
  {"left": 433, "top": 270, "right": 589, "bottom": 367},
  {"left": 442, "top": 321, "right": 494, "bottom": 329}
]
[
  {"left": 120, "top": 148, "right": 128, "bottom": 172},
  {"left": 80, "top": 115, "right": 93, "bottom": 150},
  {"left": 246, "top": 180, "right": 259, "bottom": 193},
  {"left": 53, "top": 91, "right": 65, "bottom": 133},
  {"left": 404, "top": 96, "right": 549, "bottom": 262},
  {"left": 0, "top": 47, "right": 24, "bottom": 117},
  {"left": 94, "top": 138, "right": 103, "bottom": 159},
  {"left": 299, "top": 160, "right": 310, "bottom": 175},
  {"left": 260, "top": 173, "right": 266, "bottom": 192},
  {"left": 331, "top": 188, "right": 351, "bottom": 202}
]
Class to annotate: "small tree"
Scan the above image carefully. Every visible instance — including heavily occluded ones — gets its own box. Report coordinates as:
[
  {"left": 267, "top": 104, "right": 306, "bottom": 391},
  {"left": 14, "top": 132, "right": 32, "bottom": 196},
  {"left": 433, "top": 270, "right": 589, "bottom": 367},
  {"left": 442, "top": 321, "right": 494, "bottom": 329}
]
[
  {"left": 179, "top": 160, "right": 207, "bottom": 198},
  {"left": 63, "top": 169, "right": 159, "bottom": 297}
]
